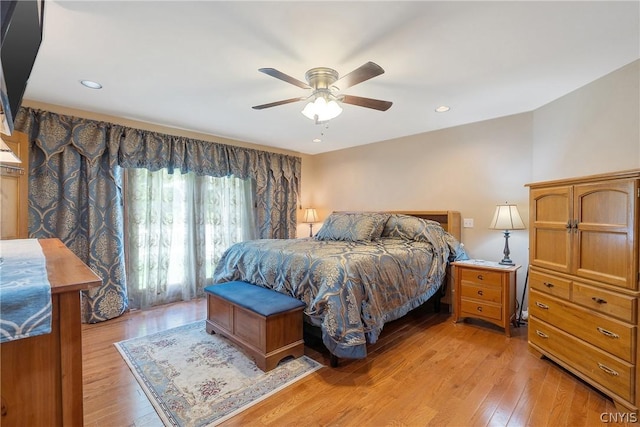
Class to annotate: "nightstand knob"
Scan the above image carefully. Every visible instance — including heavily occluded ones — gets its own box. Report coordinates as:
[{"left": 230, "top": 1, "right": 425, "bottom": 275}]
[
  {"left": 477, "top": 290, "right": 484, "bottom": 296},
  {"left": 477, "top": 274, "right": 484, "bottom": 280},
  {"left": 543, "top": 282, "right": 554, "bottom": 288},
  {"left": 592, "top": 297, "right": 607, "bottom": 304},
  {"left": 476, "top": 306, "right": 483, "bottom": 312}
]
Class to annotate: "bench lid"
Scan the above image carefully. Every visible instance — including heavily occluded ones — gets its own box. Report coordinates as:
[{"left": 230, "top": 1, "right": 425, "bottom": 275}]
[{"left": 205, "top": 281, "right": 305, "bottom": 316}]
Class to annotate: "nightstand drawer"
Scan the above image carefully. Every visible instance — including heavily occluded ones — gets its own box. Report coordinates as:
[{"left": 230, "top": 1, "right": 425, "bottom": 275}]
[
  {"left": 460, "top": 268, "right": 502, "bottom": 287},
  {"left": 460, "top": 299, "right": 502, "bottom": 321},
  {"left": 460, "top": 283, "right": 502, "bottom": 303},
  {"left": 530, "top": 290, "right": 634, "bottom": 362},
  {"left": 530, "top": 269, "right": 571, "bottom": 300},
  {"left": 530, "top": 317, "right": 634, "bottom": 402},
  {"left": 572, "top": 282, "right": 636, "bottom": 324}
]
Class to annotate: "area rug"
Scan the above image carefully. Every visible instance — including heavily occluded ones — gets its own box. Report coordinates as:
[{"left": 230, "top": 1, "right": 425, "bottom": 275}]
[{"left": 115, "top": 320, "right": 322, "bottom": 426}]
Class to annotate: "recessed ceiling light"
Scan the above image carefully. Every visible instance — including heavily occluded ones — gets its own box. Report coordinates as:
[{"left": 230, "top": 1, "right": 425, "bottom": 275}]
[
  {"left": 435, "top": 105, "right": 450, "bottom": 113},
  {"left": 80, "top": 80, "right": 102, "bottom": 89},
  {"left": 312, "top": 138, "right": 322, "bottom": 143}
]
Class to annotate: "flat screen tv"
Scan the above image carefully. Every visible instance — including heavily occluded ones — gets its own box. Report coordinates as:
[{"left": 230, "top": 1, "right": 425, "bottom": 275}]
[{"left": 1, "top": 0, "right": 44, "bottom": 136}]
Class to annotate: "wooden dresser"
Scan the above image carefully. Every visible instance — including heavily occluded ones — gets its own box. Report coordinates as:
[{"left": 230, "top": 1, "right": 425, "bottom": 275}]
[
  {"left": 527, "top": 169, "right": 640, "bottom": 412},
  {"left": 0, "top": 238, "right": 101, "bottom": 426}
]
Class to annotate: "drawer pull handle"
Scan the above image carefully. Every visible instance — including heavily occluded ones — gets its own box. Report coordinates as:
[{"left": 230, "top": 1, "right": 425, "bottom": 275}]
[
  {"left": 477, "top": 274, "right": 484, "bottom": 280},
  {"left": 543, "top": 282, "right": 554, "bottom": 288},
  {"left": 476, "top": 306, "right": 483, "bottom": 312},
  {"left": 597, "top": 363, "right": 619, "bottom": 377},
  {"left": 477, "top": 290, "right": 484, "bottom": 296},
  {"left": 536, "top": 330, "right": 549, "bottom": 339},
  {"left": 535, "top": 301, "right": 549, "bottom": 310},
  {"left": 597, "top": 327, "right": 619, "bottom": 339},
  {"left": 591, "top": 297, "right": 607, "bottom": 304}
]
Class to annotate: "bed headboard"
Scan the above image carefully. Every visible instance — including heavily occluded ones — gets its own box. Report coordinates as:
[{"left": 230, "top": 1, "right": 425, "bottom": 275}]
[{"left": 386, "top": 211, "right": 462, "bottom": 242}]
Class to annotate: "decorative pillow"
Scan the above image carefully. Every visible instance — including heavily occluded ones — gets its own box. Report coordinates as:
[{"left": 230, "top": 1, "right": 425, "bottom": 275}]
[
  {"left": 315, "top": 212, "right": 390, "bottom": 242},
  {"left": 381, "top": 214, "right": 442, "bottom": 242},
  {"left": 381, "top": 214, "right": 469, "bottom": 260}
]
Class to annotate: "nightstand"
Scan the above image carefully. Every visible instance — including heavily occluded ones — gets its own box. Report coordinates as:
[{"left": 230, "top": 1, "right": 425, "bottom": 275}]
[{"left": 452, "top": 260, "right": 521, "bottom": 337}]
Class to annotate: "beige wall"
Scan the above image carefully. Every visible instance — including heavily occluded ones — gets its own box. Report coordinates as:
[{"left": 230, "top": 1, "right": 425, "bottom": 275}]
[
  {"left": 532, "top": 60, "right": 640, "bottom": 182},
  {"left": 308, "top": 113, "right": 533, "bottom": 295}
]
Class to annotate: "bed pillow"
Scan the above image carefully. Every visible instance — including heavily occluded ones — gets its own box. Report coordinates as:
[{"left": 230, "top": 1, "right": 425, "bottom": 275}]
[
  {"left": 381, "top": 214, "right": 470, "bottom": 260},
  {"left": 381, "top": 214, "right": 442, "bottom": 241},
  {"left": 315, "top": 212, "right": 390, "bottom": 242}
]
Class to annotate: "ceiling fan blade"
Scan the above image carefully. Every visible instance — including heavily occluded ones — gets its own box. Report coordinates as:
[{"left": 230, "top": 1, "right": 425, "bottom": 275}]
[
  {"left": 258, "top": 68, "right": 311, "bottom": 89},
  {"left": 340, "top": 95, "right": 392, "bottom": 111},
  {"left": 252, "top": 97, "right": 306, "bottom": 110},
  {"left": 333, "top": 62, "right": 385, "bottom": 91}
]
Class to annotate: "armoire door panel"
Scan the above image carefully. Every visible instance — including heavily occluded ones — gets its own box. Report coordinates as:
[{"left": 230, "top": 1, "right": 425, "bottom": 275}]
[
  {"left": 530, "top": 186, "right": 572, "bottom": 273},
  {"left": 574, "top": 180, "right": 637, "bottom": 289}
]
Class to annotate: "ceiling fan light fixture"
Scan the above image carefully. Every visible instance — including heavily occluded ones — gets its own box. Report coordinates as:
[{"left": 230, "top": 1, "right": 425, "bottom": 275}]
[{"left": 301, "top": 96, "right": 343, "bottom": 123}]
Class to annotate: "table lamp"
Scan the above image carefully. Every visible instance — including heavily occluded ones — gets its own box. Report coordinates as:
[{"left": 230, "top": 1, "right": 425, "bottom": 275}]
[
  {"left": 489, "top": 203, "right": 525, "bottom": 265},
  {"left": 304, "top": 208, "right": 318, "bottom": 237}
]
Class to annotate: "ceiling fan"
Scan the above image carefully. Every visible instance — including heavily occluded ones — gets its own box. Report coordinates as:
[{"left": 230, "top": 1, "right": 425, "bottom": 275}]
[{"left": 252, "top": 61, "right": 392, "bottom": 124}]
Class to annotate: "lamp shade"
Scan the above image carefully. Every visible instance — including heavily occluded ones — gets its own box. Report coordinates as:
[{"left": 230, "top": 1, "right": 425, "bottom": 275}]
[
  {"left": 304, "top": 208, "right": 318, "bottom": 223},
  {"left": 489, "top": 204, "right": 525, "bottom": 230}
]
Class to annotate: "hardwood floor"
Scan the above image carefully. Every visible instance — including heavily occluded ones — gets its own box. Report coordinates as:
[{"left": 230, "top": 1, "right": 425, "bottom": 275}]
[{"left": 82, "top": 299, "right": 634, "bottom": 426}]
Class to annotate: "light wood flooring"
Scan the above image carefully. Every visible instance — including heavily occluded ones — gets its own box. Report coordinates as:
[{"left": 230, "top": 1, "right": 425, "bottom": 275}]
[{"left": 82, "top": 299, "right": 635, "bottom": 426}]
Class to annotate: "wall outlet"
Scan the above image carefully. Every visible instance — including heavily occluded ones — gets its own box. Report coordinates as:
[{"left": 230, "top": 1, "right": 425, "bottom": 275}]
[{"left": 463, "top": 218, "right": 474, "bottom": 228}]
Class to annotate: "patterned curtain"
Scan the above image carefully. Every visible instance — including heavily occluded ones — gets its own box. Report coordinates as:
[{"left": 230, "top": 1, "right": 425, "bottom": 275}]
[
  {"left": 15, "top": 111, "right": 127, "bottom": 323},
  {"left": 15, "top": 107, "right": 301, "bottom": 323}
]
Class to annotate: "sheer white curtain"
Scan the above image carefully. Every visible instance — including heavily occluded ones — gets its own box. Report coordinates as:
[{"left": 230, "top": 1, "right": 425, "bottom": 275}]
[{"left": 125, "top": 168, "right": 256, "bottom": 309}]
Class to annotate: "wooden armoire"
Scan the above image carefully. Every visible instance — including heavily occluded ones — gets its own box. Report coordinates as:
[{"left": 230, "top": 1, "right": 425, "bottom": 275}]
[
  {"left": 527, "top": 169, "right": 640, "bottom": 412},
  {"left": 0, "top": 130, "right": 29, "bottom": 239}
]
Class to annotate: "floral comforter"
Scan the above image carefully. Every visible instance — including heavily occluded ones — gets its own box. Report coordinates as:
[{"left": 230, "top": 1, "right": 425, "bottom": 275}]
[{"left": 212, "top": 236, "right": 454, "bottom": 359}]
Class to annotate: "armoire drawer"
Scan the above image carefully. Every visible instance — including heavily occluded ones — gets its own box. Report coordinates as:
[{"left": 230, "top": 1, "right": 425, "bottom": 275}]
[
  {"left": 572, "top": 282, "right": 636, "bottom": 324},
  {"left": 530, "top": 269, "right": 571, "bottom": 300},
  {"left": 529, "top": 290, "right": 635, "bottom": 363},
  {"left": 530, "top": 317, "right": 634, "bottom": 402}
]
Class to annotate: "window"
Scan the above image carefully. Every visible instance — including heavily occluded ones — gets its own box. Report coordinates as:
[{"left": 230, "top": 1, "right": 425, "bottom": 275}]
[{"left": 124, "top": 168, "right": 255, "bottom": 309}]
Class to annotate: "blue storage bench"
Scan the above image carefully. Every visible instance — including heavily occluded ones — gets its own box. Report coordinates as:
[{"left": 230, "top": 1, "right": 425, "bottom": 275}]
[{"left": 204, "top": 281, "right": 306, "bottom": 371}]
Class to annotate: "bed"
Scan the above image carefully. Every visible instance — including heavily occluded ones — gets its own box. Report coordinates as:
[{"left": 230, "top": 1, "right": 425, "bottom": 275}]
[{"left": 212, "top": 210, "right": 466, "bottom": 362}]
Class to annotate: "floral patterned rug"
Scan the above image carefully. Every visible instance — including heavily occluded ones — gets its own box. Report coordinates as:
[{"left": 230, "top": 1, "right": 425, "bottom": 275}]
[{"left": 115, "top": 321, "right": 323, "bottom": 426}]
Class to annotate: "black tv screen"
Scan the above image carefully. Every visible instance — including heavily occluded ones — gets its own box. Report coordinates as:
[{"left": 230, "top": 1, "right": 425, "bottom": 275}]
[{"left": 1, "top": 0, "right": 44, "bottom": 136}]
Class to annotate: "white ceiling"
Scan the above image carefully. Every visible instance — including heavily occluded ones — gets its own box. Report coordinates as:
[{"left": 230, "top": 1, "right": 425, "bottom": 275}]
[{"left": 24, "top": 1, "right": 640, "bottom": 155}]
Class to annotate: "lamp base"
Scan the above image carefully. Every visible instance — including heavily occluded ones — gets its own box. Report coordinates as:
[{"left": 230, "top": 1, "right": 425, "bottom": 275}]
[{"left": 499, "top": 230, "right": 515, "bottom": 265}]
